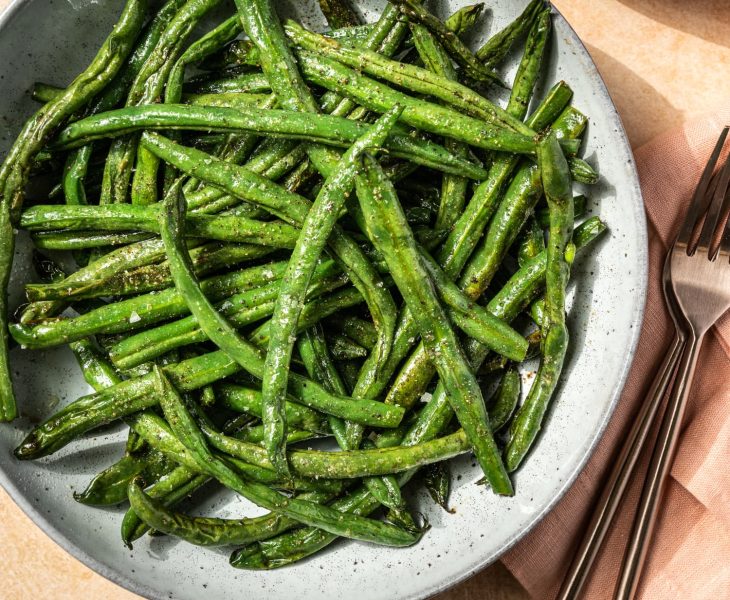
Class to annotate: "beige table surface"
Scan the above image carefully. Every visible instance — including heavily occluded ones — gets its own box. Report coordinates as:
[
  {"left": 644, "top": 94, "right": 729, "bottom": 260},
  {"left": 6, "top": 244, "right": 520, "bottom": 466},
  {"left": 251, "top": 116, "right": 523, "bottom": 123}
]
[{"left": 1, "top": 1, "right": 729, "bottom": 599}]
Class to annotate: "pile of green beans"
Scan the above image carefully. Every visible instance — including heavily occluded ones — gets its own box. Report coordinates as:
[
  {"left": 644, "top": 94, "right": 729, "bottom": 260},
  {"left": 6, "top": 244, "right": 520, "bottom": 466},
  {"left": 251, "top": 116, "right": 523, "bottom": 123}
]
[{"left": 1, "top": 0, "right": 607, "bottom": 570}]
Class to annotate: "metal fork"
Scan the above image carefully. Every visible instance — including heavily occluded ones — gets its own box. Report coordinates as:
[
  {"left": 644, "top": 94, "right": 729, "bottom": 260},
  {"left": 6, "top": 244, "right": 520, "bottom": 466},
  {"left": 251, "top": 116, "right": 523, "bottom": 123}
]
[{"left": 614, "top": 127, "right": 730, "bottom": 599}]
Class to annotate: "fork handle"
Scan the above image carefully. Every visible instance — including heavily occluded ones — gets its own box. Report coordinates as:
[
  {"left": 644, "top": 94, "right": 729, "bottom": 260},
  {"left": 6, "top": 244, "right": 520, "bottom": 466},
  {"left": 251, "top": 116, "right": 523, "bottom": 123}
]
[
  {"left": 555, "top": 332, "right": 685, "bottom": 600},
  {"left": 614, "top": 333, "right": 703, "bottom": 600}
]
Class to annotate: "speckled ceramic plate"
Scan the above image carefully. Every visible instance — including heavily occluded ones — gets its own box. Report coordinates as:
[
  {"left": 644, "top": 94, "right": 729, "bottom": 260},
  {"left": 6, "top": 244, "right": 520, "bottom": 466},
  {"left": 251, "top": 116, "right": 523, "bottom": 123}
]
[{"left": 0, "top": 1, "right": 647, "bottom": 598}]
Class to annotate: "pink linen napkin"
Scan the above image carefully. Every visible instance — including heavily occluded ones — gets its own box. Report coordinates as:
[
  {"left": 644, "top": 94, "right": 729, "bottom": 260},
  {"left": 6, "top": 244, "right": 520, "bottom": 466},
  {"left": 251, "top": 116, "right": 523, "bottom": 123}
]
[{"left": 502, "top": 111, "right": 730, "bottom": 599}]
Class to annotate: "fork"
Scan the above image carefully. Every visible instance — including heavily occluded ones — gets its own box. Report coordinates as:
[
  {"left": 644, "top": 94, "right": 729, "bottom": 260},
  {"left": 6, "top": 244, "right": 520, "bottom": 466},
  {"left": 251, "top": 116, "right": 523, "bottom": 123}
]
[{"left": 614, "top": 126, "right": 730, "bottom": 599}]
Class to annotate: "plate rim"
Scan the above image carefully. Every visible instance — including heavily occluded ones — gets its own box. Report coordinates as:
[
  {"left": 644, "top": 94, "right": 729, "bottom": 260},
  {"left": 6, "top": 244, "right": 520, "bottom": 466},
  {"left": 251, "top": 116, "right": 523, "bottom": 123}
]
[{"left": 0, "top": 2, "right": 648, "bottom": 599}]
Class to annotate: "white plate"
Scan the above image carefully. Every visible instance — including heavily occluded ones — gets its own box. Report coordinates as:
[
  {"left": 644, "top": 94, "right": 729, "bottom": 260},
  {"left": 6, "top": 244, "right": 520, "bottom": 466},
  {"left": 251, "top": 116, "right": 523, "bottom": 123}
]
[{"left": 0, "top": 1, "right": 647, "bottom": 599}]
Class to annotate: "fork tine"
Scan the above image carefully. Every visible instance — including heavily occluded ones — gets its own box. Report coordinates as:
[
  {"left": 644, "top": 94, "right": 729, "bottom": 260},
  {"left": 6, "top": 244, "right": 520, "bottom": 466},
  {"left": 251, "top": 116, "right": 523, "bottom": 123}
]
[
  {"left": 706, "top": 167, "right": 722, "bottom": 203},
  {"left": 717, "top": 185, "right": 730, "bottom": 259},
  {"left": 677, "top": 126, "right": 729, "bottom": 247},
  {"left": 697, "top": 147, "right": 730, "bottom": 253}
]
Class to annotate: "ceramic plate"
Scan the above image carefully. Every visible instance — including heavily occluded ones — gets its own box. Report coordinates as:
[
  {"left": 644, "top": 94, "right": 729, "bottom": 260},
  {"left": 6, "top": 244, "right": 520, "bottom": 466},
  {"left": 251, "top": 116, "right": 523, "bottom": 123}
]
[{"left": 0, "top": 1, "right": 647, "bottom": 598}]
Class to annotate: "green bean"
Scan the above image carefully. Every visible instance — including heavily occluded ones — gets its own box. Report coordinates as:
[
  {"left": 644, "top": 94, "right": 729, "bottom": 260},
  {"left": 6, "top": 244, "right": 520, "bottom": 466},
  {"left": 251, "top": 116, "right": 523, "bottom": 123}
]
[
  {"left": 62, "top": 146, "right": 91, "bottom": 206},
  {"left": 410, "top": 216, "right": 605, "bottom": 474},
  {"left": 509, "top": 7, "right": 551, "bottom": 115},
  {"left": 230, "top": 415, "right": 442, "bottom": 568},
  {"left": 317, "top": 0, "right": 360, "bottom": 29},
  {"left": 491, "top": 217, "right": 605, "bottom": 323},
  {"left": 260, "top": 107, "right": 401, "bottom": 476},
  {"left": 21, "top": 204, "right": 298, "bottom": 247},
  {"left": 198, "top": 39, "right": 262, "bottom": 71},
  {"left": 281, "top": 158, "right": 318, "bottom": 193},
  {"left": 475, "top": 0, "right": 545, "bottom": 67},
  {"left": 445, "top": 4, "right": 485, "bottom": 36},
  {"left": 126, "top": 424, "right": 146, "bottom": 455},
  {"left": 488, "top": 367, "right": 521, "bottom": 433},
  {"left": 184, "top": 71, "right": 272, "bottom": 95},
  {"left": 229, "top": 485, "right": 378, "bottom": 568},
  {"left": 317, "top": 1, "right": 413, "bottom": 118},
  {"left": 505, "top": 132, "right": 573, "bottom": 471},
  {"left": 128, "top": 479, "right": 337, "bottom": 547},
  {"left": 295, "top": 51, "right": 536, "bottom": 155},
  {"left": 355, "top": 154, "right": 511, "bottom": 495},
  {"left": 66, "top": 336, "right": 207, "bottom": 545},
  {"left": 199, "top": 24, "right": 383, "bottom": 72},
  {"left": 458, "top": 108, "right": 585, "bottom": 299},
  {"left": 74, "top": 449, "right": 171, "bottom": 506},
  {"left": 122, "top": 467, "right": 210, "bottom": 546},
  {"left": 217, "top": 384, "right": 328, "bottom": 434},
  {"left": 517, "top": 216, "right": 545, "bottom": 267},
  {"left": 286, "top": 21, "right": 532, "bottom": 136},
  {"left": 234, "top": 0, "right": 348, "bottom": 185},
  {"left": 21, "top": 159, "right": 281, "bottom": 313},
  {"left": 423, "top": 462, "right": 451, "bottom": 512},
  {"left": 201, "top": 417, "right": 471, "bottom": 479},
  {"left": 5, "top": 1, "right": 610, "bottom": 565},
  {"left": 388, "top": 0, "right": 503, "bottom": 86},
  {"left": 167, "top": 16, "right": 244, "bottom": 105},
  {"left": 12, "top": 259, "right": 294, "bottom": 349},
  {"left": 185, "top": 91, "right": 272, "bottom": 109},
  {"left": 108, "top": 267, "right": 346, "bottom": 369},
  {"left": 25, "top": 242, "right": 274, "bottom": 303},
  {"left": 232, "top": 392, "right": 440, "bottom": 567},
  {"left": 431, "top": 11, "right": 555, "bottom": 275},
  {"left": 69, "top": 338, "right": 122, "bottom": 392},
  {"left": 30, "top": 82, "right": 63, "bottom": 103},
  {"left": 568, "top": 156, "right": 599, "bottom": 184},
  {"left": 154, "top": 367, "right": 419, "bottom": 547},
  {"left": 246, "top": 287, "right": 370, "bottom": 348},
  {"left": 342, "top": 176, "right": 527, "bottom": 440},
  {"left": 296, "top": 325, "right": 406, "bottom": 512},
  {"left": 297, "top": 325, "right": 351, "bottom": 447},
  {"left": 55, "top": 104, "right": 487, "bottom": 180},
  {"left": 0, "top": 0, "right": 148, "bottom": 421},
  {"left": 326, "top": 333, "right": 368, "bottom": 360},
  {"left": 259, "top": 144, "right": 309, "bottom": 182},
  {"left": 21, "top": 237, "right": 168, "bottom": 320},
  {"left": 530, "top": 299, "right": 546, "bottom": 327},
  {"left": 0, "top": 0, "right": 148, "bottom": 214},
  {"left": 32, "top": 231, "right": 152, "bottom": 251},
  {"left": 409, "top": 23, "right": 468, "bottom": 232},
  {"left": 235, "top": 426, "right": 320, "bottom": 446},
  {"left": 21, "top": 204, "right": 300, "bottom": 247},
  {"left": 191, "top": 2, "right": 414, "bottom": 226},
  {"left": 536, "top": 194, "right": 586, "bottom": 229},
  {"left": 124, "top": 404, "right": 318, "bottom": 546},
  {"left": 235, "top": 0, "right": 319, "bottom": 114},
  {"left": 328, "top": 316, "right": 377, "bottom": 351},
  {"left": 296, "top": 347, "right": 407, "bottom": 523}
]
